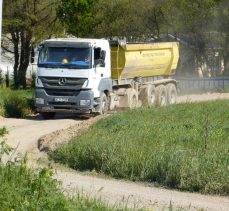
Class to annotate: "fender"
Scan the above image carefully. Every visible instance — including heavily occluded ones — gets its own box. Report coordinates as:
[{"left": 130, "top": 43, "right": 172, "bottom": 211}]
[{"left": 98, "top": 78, "right": 112, "bottom": 92}]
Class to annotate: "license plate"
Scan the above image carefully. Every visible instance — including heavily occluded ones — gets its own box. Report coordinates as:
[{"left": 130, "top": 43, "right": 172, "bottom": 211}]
[{"left": 54, "top": 97, "right": 69, "bottom": 102}]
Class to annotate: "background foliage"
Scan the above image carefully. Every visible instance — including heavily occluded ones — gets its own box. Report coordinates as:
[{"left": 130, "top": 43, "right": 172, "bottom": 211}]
[
  {"left": 56, "top": 0, "right": 229, "bottom": 76},
  {"left": 2, "top": 0, "right": 229, "bottom": 87}
]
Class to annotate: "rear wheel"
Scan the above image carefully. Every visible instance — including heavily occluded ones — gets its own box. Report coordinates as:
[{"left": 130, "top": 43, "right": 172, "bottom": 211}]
[
  {"left": 140, "top": 84, "right": 156, "bottom": 106},
  {"left": 155, "top": 85, "right": 167, "bottom": 106},
  {"left": 166, "top": 83, "right": 177, "bottom": 104},
  {"left": 41, "top": 112, "right": 55, "bottom": 119},
  {"left": 127, "top": 88, "right": 138, "bottom": 109}
]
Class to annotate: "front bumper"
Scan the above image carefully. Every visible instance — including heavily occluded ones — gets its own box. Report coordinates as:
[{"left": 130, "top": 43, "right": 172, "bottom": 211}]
[{"left": 35, "top": 88, "right": 95, "bottom": 113}]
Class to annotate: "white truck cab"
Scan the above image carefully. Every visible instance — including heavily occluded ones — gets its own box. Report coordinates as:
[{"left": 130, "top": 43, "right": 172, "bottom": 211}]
[{"left": 35, "top": 38, "right": 112, "bottom": 118}]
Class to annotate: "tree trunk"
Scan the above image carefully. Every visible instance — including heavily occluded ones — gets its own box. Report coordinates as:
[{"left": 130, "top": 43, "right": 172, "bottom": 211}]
[
  {"left": 18, "top": 31, "right": 32, "bottom": 89},
  {"left": 11, "top": 31, "right": 20, "bottom": 89},
  {"left": 153, "top": 8, "right": 160, "bottom": 38},
  {"left": 223, "top": 54, "right": 229, "bottom": 76},
  {"left": 222, "top": 38, "right": 229, "bottom": 76}
]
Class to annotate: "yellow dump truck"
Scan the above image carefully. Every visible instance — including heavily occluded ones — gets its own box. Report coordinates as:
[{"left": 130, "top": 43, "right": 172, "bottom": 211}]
[
  {"left": 109, "top": 40, "right": 179, "bottom": 109},
  {"left": 34, "top": 38, "right": 179, "bottom": 118}
]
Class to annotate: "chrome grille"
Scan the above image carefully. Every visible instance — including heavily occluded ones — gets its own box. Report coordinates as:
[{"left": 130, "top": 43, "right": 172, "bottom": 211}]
[
  {"left": 40, "top": 77, "right": 87, "bottom": 89},
  {"left": 40, "top": 77, "right": 87, "bottom": 96},
  {"left": 45, "top": 89, "right": 76, "bottom": 96}
]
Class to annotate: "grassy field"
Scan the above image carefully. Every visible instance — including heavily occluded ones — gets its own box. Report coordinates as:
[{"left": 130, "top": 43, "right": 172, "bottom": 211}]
[
  {"left": 50, "top": 100, "right": 229, "bottom": 195},
  {"left": 0, "top": 88, "right": 34, "bottom": 117}
]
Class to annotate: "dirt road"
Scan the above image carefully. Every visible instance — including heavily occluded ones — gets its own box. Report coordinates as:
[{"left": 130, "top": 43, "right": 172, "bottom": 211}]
[
  {"left": 0, "top": 114, "right": 79, "bottom": 157},
  {"left": 1, "top": 93, "right": 229, "bottom": 210}
]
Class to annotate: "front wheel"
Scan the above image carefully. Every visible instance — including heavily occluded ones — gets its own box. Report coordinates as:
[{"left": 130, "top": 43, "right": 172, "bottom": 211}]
[
  {"left": 97, "top": 93, "right": 109, "bottom": 115},
  {"left": 127, "top": 88, "right": 138, "bottom": 109}
]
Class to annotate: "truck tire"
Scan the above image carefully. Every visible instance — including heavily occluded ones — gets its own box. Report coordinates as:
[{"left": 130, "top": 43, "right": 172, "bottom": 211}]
[
  {"left": 140, "top": 84, "right": 156, "bottom": 106},
  {"left": 155, "top": 85, "right": 167, "bottom": 106},
  {"left": 98, "top": 93, "right": 109, "bottom": 115},
  {"left": 41, "top": 112, "right": 55, "bottom": 119},
  {"left": 166, "top": 83, "right": 177, "bottom": 104},
  {"left": 127, "top": 88, "right": 138, "bottom": 109}
]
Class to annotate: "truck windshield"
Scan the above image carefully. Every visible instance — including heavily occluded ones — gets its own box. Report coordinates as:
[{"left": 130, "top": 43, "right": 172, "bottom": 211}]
[{"left": 38, "top": 46, "right": 92, "bottom": 69}]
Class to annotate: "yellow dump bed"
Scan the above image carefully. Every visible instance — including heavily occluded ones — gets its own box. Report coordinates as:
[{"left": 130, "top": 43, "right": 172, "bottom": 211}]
[{"left": 111, "top": 42, "right": 179, "bottom": 80}]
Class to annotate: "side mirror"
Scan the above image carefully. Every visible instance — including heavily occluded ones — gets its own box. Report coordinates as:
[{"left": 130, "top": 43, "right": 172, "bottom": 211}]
[
  {"left": 99, "top": 50, "right": 106, "bottom": 67},
  {"left": 30, "top": 46, "right": 35, "bottom": 63},
  {"left": 94, "top": 48, "right": 106, "bottom": 67},
  {"left": 100, "top": 50, "right": 106, "bottom": 61}
]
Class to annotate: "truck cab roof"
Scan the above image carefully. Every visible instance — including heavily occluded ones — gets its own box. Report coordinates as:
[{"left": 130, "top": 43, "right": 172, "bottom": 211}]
[{"left": 42, "top": 38, "right": 109, "bottom": 48}]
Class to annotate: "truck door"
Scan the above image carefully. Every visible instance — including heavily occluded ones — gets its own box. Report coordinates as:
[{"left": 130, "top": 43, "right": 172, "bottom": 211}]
[
  {"left": 94, "top": 47, "right": 106, "bottom": 77},
  {"left": 93, "top": 46, "right": 112, "bottom": 98}
]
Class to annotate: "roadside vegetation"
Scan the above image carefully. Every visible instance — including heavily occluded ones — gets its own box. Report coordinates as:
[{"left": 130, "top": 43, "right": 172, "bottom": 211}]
[
  {"left": 0, "top": 127, "right": 113, "bottom": 211},
  {"left": 0, "top": 88, "right": 34, "bottom": 118},
  {"left": 51, "top": 100, "right": 229, "bottom": 195}
]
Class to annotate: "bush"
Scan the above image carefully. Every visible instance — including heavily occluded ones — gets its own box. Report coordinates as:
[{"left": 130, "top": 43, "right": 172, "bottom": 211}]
[
  {"left": 0, "top": 89, "right": 35, "bottom": 118},
  {"left": 50, "top": 100, "right": 229, "bottom": 195},
  {"left": 3, "top": 94, "right": 32, "bottom": 118}
]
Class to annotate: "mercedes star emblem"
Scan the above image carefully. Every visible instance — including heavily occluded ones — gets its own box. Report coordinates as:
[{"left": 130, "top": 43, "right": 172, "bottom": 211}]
[{"left": 58, "top": 78, "right": 66, "bottom": 86}]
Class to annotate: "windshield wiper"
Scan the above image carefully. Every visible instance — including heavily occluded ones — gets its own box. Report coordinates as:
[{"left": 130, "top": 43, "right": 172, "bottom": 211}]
[
  {"left": 38, "top": 64, "right": 60, "bottom": 68},
  {"left": 38, "top": 63, "right": 90, "bottom": 69}
]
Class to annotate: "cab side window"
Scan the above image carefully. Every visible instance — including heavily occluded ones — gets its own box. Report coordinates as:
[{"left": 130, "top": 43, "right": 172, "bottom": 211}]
[{"left": 94, "top": 48, "right": 105, "bottom": 67}]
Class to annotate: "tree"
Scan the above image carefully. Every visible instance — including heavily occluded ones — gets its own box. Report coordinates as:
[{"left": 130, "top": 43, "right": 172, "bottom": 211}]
[
  {"left": 93, "top": 0, "right": 145, "bottom": 39},
  {"left": 57, "top": 0, "right": 168, "bottom": 41},
  {"left": 162, "top": 0, "right": 217, "bottom": 76},
  {"left": 214, "top": 0, "right": 229, "bottom": 75},
  {"left": 3, "top": 0, "right": 63, "bottom": 89},
  {"left": 94, "top": 0, "right": 166, "bottom": 41},
  {"left": 57, "top": 0, "right": 95, "bottom": 37}
]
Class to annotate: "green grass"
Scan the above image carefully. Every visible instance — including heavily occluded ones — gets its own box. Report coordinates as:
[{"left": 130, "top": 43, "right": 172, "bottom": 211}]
[
  {"left": 0, "top": 163, "right": 112, "bottom": 210},
  {"left": 0, "top": 128, "right": 113, "bottom": 211},
  {"left": 50, "top": 100, "right": 229, "bottom": 195},
  {"left": 0, "top": 159, "right": 116, "bottom": 211},
  {"left": 0, "top": 88, "right": 35, "bottom": 117}
]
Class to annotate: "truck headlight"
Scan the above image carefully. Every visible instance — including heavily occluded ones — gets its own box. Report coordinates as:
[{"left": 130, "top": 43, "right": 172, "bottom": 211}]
[
  {"left": 82, "top": 80, "right": 89, "bottom": 88},
  {"left": 36, "top": 98, "right": 44, "bottom": 104},
  {"left": 36, "top": 77, "right": 43, "bottom": 87},
  {"left": 80, "top": 100, "right": 91, "bottom": 106}
]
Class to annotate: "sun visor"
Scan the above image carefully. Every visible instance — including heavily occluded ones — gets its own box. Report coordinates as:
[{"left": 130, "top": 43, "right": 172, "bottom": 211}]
[{"left": 44, "top": 40, "right": 91, "bottom": 48}]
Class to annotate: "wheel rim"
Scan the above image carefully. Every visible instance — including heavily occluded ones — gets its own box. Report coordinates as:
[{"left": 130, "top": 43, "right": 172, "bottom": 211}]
[
  {"left": 131, "top": 95, "right": 137, "bottom": 108},
  {"left": 170, "top": 90, "right": 176, "bottom": 104},
  {"left": 160, "top": 91, "right": 166, "bottom": 105},
  {"left": 101, "top": 96, "right": 107, "bottom": 114}
]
